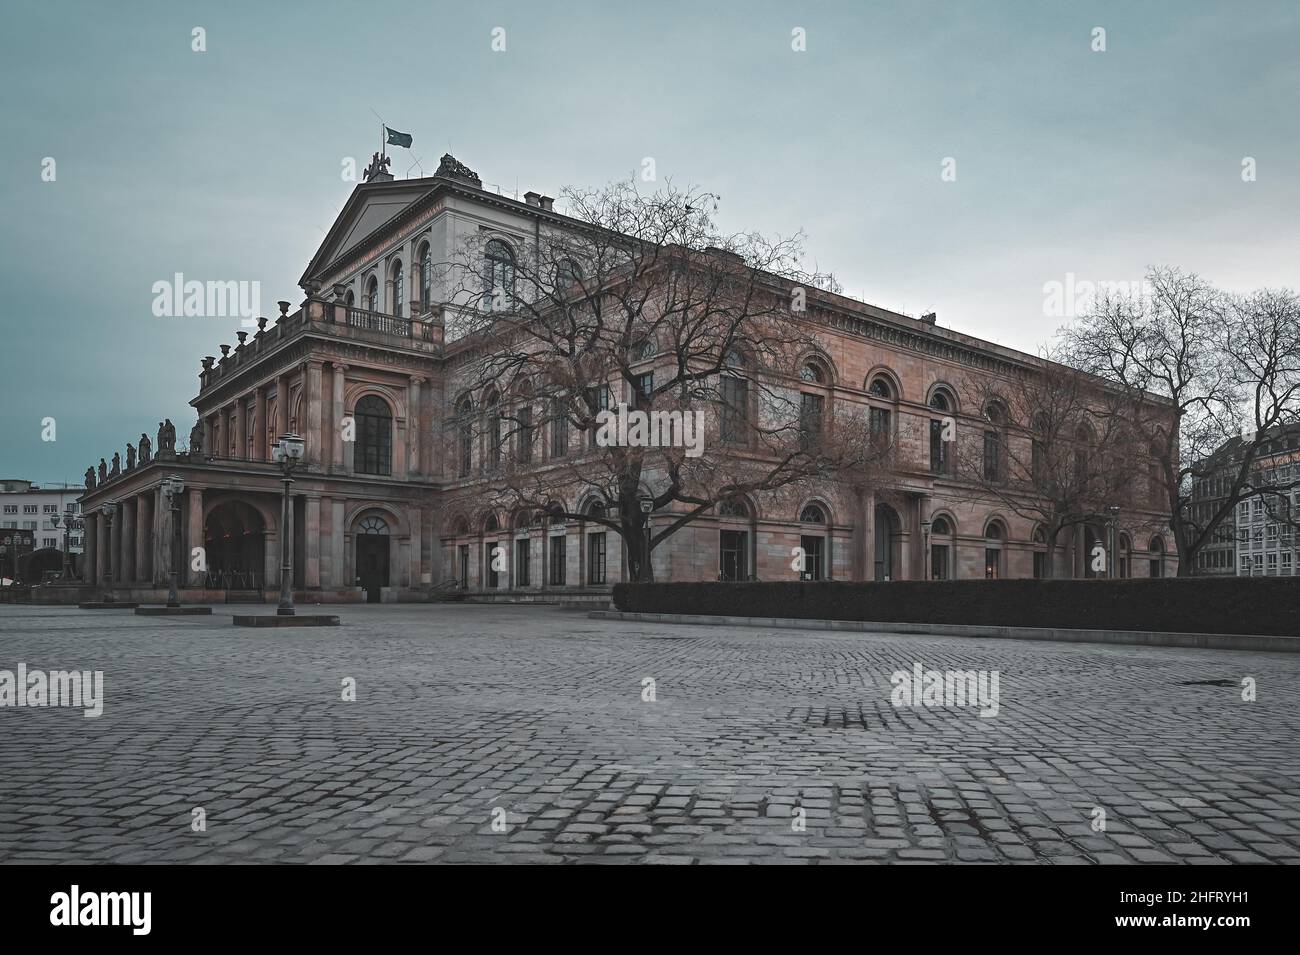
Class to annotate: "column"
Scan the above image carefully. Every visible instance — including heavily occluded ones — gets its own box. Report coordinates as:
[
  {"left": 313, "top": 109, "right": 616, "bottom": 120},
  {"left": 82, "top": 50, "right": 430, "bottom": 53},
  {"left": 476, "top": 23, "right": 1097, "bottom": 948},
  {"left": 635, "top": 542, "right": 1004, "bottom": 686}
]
[
  {"left": 408, "top": 505, "right": 422, "bottom": 590},
  {"left": 187, "top": 488, "right": 204, "bottom": 586},
  {"left": 213, "top": 412, "right": 224, "bottom": 460},
  {"left": 276, "top": 373, "right": 289, "bottom": 438},
  {"left": 327, "top": 361, "right": 343, "bottom": 470},
  {"left": 305, "top": 361, "right": 323, "bottom": 465},
  {"left": 305, "top": 495, "right": 321, "bottom": 588},
  {"left": 234, "top": 399, "right": 247, "bottom": 460},
  {"left": 136, "top": 491, "right": 153, "bottom": 582},
  {"left": 152, "top": 487, "right": 166, "bottom": 585},
  {"left": 108, "top": 507, "right": 121, "bottom": 586},
  {"left": 319, "top": 495, "right": 333, "bottom": 587},
  {"left": 202, "top": 417, "right": 213, "bottom": 458},
  {"left": 254, "top": 386, "right": 268, "bottom": 461},
  {"left": 85, "top": 512, "right": 99, "bottom": 584},
  {"left": 408, "top": 376, "right": 424, "bottom": 478},
  {"left": 120, "top": 498, "right": 136, "bottom": 584}
]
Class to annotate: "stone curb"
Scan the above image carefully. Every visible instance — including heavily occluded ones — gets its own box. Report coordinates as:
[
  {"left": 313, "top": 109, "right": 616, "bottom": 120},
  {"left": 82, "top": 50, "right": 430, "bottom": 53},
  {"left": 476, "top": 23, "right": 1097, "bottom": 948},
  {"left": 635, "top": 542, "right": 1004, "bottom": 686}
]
[{"left": 589, "top": 610, "right": 1300, "bottom": 653}]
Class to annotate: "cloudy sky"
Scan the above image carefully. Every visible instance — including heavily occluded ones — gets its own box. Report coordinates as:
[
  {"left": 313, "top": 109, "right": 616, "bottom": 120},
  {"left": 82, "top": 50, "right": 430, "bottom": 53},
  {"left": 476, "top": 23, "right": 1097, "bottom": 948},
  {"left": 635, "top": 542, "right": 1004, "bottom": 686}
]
[{"left": 2, "top": 0, "right": 1297, "bottom": 483}]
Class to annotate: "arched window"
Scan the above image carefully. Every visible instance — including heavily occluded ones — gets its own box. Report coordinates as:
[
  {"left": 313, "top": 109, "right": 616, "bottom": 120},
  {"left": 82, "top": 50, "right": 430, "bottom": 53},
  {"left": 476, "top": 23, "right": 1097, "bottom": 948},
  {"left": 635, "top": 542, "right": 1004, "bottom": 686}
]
[
  {"left": 929, "top": 389, "right": 952, "bottom": 474},
  {"left": 868, "top": 376, "right": 895, "bottom": 442},
  {"left": 354, "top": 395, "right": 393, "bottom": 476},
  {"left": 391, "top": 260, "right": 404, "bottom": 317},
  {"left": 357, "top": 516, "right": 389, "bottom": 535},
  {"left": 798, "top": 503, "right": 828, "bottom": 580},
  {"left": 984, "top": 521, "right": 1004, "bottom": 579},
  {"left": 799, "top": 503, "right": 826, "bottom": 524},
  {"left": 868, "top": 377, "right": 893, "bottom": 399},
  {"left": 345, "top": 288, "right": 355, "bottom": 307},
  {"left": 419, "top": 241, "right": 431, "bottom": 307},
  {"left": 929, "top": 515, "right": 953, "bottom": 580},
  {"left": 1149, "top": 535, "right": 1165, "bottom": 578},
  {"left": 718, "top": 498, "right": 750, "bottom": 519},
  {"left": 455, "top": 395, "right": 474, "bottom": 477},
  {"left": 365, "top": 275, "right": 379, "bottom": 313},
  {"left": 484, "top": 239, "right": 515, "bottom": 307},
  {"left": 801, "top": 361, "right": 826, "bottom": 384}
]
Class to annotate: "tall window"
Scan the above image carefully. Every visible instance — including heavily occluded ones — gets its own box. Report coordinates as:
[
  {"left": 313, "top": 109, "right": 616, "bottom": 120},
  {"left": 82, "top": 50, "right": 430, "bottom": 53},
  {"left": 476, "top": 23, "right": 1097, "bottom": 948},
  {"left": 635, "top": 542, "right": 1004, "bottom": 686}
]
[
  {"left": 486, "top": 391, "right": 502, "bottom": 470},
  {"left": 984, "top": 522, "right": 1004, "bottom": 579},
  {"left": 720, "top": 375, "right": 749, "bottom": 445},
  {"left": 1149, "top": 536, "right": 1165, "bottom": 578},
  {"left": 929, "top": 391, "right": 951, "bottom": 474},
  {"left": 419, "top": 242, "right": 431, "bottom": 307},
  {"left": 365, "top": 275, "right": 379, "bottom": 312},
  {"left": 456, "top": 396, "right": 474, "bottom": 477},
  {"left": 556, "top": 258, "right": 582, "bottom": 292},
  {"left": 550, "top": 397, "right": 568, "bottom": 458},
  {"left": 799, "top": 503, "right": 827, "bottom": 580},
  {"left": 485, "top": 515, "right": 500, "bottom": 588},
  {"left": 930, "top": 515, "right": 953, "bottom": 580},
  {"left": 484, "top": 239, "right": 515, "bottom": 307},
  {"left": 984, "top": 403, "right": 1005, "bottom": 482},
  {"left": 633, "top": 372, "right": 654, "bottom": 411},
  {"left": 588, "top": 531, "right": 607, "bottom": 585},
  {"left": 516, "top": 405, "right": 534, "bottom": 464},
  {"left": 719, "top": 499, "right": 750, "bottom": 582},
  {"left": 457, "top": 544, "right": 470, "bottom": 587},
  {"left": 549, "top": 534, "right": 567, "bottom": 586},
  {"left": 1031, "top": 527, "right": 1047, "bottom": 579},
  {"left": 515, "top": 537, "right": 531, "bottom": 587},
  {"left": 799, "top": 393, "right": 824, "bottom": 445},
  {"left": 354, "top": 395, "right": 392, "bottom": 476},
  {"left": 586, "top": 385, "right": 610, "bottom": 447},
  {"left": 391, "top": 260, "right": 404, "bottom": 317}
]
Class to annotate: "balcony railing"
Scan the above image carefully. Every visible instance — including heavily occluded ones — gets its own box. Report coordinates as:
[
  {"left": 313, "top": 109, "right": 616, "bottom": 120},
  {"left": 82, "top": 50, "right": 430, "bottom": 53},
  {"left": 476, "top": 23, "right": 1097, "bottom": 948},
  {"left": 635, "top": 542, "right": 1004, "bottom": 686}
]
[{"left": 346, "top": 307, "right": 411, "bottom": 338}]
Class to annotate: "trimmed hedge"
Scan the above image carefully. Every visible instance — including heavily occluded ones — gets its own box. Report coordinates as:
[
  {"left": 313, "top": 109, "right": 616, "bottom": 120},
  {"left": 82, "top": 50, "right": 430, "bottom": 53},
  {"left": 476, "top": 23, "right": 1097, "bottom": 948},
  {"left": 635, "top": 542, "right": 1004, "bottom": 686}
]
[{"left": 611, "top": 577, "right": 1300, "bottom": 637}]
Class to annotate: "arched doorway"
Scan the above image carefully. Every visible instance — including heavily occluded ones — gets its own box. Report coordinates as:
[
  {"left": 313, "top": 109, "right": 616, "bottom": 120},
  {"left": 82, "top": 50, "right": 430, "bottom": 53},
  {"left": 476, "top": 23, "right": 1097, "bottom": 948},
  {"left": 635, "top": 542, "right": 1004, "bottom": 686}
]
[
  {"left": 355, "top": 514, "right": 390, "bottom": 602},
  {"left": 204, "top": 501, "right": 266, "bottom": 588},
  {"left": 874, "top": 503, "right": 901, "bottom": 581}
]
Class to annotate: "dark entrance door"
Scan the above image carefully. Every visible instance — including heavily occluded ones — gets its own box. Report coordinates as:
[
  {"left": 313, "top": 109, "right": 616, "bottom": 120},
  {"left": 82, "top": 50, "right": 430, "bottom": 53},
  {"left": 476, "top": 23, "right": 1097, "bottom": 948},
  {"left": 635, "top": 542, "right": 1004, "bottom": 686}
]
[{"left": 356, "top": 534, "right": 389, "bottom": 602}]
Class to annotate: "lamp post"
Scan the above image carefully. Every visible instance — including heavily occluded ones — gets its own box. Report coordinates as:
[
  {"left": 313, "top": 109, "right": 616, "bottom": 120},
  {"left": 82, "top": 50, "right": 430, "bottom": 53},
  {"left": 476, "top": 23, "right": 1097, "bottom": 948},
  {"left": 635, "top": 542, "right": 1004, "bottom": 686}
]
[
  {"left": 272, "top": 433, "right": 305, "bottom": 615},
  {"left": 161, "top": 474, "right": 186, "bottom": 607},
  {"left": 639, "top": 497, "right": 653, "bottom": 582},
  {"left": 1104, "top": 504, "right": 1121, "bottom": 578},
  {"left": 100, "top": 501, "right": 118, "bottom": 599},
  {"left": 921, "top": 519, "right": 932, "bottom": 581},
  {"left": 49, "top": 510, "right": 81, "bottom": 579}
]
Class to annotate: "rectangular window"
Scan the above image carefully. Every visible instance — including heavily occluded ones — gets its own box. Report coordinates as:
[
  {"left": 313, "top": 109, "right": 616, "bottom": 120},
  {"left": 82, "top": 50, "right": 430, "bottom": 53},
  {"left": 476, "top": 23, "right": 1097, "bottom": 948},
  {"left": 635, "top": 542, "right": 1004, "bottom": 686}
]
[
  {"left": 1267, "top": 552, "right": 1278, "bottom": 575},
  {"left": 549, "top": 535, "right": 567, "bottom": 586},
  {"left": 720, "top": 376, "right": 748, "bottom": 444},
  {"left": 633, "top": 372, "right": 654, "bottom": 411},
  {"left": 43, "top": 537, "right": 56, "bottom": 549},
  {"left": 869, "top": 407, "right": 891, "bottom": 442},
  {"left": 984, "top": 548, "right": 1000, "bottom": 579},
  {"left": 517, "top": 406, "right": 534, "bottom": 464},
  {"left": 515, "top": 539, "right": 530, "bottom": 587},
  {"left": 720, "top": 530, "right": 748, "bottom": 581},
  {"left": 22, "top": 505, "right": 37, "bottom": 514},
  {"left": 931, "top": 420, "right": 950, "bottom": 474},
  {"left": 799, "top": 534, "right": 824, "bottom": 580},
  {"left": 458, "top": 419, "right": 473, "bottom": 477},
  {"left": 42, "top": 504, "right": 57, "bottom": 513},
  {"left": 1033, "top": 551, "right": 1046, "bottom": 579},
  {"left": 931, "top": 543, "right": 950, "bottom": 580},
  {"left": 486, "top": 542, "right": 500, "bottom": 588},
  {"left": 550, "top": 398, "right": 568, "bottom": 458},
  {"left": 2, "top": 506, "right": 15, "bottom": 514},
  {"left": 457, "top": 544, "right": 469, "bottom": 587},
  {"left": 1149, "top": 557, "right": 1163, "bottom": 578},
  {"left": 586, "top": 386, "right": 610, "bottom": 448},
  {"left": 588, "top": 532, "right": 607, "bottom": 585},
  {"left": 983, "top": 431, "right": 1000, "bottom": 482},
  {"left": 799, "top": 393, "right": 824, "bottom": 445}
]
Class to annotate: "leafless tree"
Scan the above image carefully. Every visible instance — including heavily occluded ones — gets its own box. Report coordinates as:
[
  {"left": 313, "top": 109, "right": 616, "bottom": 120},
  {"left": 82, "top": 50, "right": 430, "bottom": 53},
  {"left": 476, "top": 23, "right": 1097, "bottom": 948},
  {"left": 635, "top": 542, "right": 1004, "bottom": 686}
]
[
  {"left": 1061, "top": 267, "right": 1300, "bottom": 574},
  {"left": 952, "top": 354, "right": 1140, "bottom": 577},
  {"left": 438, "top": 178, "right": 889, "bottom": 581}
]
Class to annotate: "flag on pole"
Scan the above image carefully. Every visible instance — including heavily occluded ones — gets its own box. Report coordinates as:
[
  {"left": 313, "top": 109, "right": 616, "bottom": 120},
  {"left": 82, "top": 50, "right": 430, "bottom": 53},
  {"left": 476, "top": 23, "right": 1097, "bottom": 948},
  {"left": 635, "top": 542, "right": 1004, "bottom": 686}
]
[{"left": 385, "top": 126, "right": 413, "bottom": 148}]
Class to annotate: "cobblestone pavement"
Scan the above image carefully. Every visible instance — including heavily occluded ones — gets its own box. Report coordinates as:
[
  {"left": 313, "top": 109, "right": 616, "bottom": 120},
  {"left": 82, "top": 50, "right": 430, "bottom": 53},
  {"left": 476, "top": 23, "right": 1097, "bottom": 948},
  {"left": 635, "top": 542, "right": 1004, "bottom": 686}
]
[{"left": 1, "top": 603, "right": 1297, "bottom": 865}]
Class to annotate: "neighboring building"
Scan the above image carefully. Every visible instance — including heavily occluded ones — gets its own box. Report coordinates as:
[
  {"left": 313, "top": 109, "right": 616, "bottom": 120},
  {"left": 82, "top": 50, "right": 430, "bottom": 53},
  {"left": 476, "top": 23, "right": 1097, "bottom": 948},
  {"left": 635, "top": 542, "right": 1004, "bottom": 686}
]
[
  {"left": 76, "top": 154, "right": 1176, "bottom": 601},
  {"left": 0, "top": 479, "right": 83, "bottom": 553},
  {"left": 1193, "top": 425, "right": 1300, "bottom": 577}
]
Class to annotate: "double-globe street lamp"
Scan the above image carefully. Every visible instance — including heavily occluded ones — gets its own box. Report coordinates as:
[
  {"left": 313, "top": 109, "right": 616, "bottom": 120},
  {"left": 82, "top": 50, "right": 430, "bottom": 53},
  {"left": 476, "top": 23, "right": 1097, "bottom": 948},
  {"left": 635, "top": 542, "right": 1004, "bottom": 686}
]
[
  {"left": 271, "top": 433, "right": 305, "bottom": 616},
  {"left": 48, "top": 509, "right": 83, "bottom": 579},
  {"left": 161, "top": 474, "right": 186, "bottom": 607}
]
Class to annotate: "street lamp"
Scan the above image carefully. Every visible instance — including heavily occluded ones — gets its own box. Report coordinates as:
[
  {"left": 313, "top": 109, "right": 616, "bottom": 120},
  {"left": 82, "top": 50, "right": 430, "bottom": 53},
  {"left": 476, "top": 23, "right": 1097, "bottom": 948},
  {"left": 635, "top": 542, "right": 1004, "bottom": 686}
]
[
  {"left": 49, "top": 510, "right": 80, "bottom": 580},
  {"left": 271, "top": 433, "right": 305, "bottom": 615},
  {"left": 100, "top": 501, "right": 118, "bottom": 599},
  {"left": 161, "top": 474, "right": 186, "bottom": 607},
  {"left": 1104, "top": 504, "right": 1121, "bottom": 579}
]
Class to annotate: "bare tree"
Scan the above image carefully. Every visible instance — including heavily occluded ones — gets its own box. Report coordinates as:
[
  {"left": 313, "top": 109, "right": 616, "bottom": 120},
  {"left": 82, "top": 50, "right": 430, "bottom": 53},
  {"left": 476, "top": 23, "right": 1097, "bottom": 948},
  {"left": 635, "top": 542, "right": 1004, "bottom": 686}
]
[
  {"left": 952, "top": 354, "right": 1139, "bottom": 577},
  {"left": 1061, "top": 267, "right": 1300, "bottom": 574},
  {"left": 438, "top": 178, "right": 889, "bottom": 581}
]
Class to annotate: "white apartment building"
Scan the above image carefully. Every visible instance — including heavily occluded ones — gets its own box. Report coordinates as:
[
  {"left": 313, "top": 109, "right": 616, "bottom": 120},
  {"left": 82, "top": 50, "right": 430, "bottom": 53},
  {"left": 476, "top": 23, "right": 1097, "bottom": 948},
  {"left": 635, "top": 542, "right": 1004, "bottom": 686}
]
[{"left": 0, "top": 479, "right": 85, "bottom": 554}]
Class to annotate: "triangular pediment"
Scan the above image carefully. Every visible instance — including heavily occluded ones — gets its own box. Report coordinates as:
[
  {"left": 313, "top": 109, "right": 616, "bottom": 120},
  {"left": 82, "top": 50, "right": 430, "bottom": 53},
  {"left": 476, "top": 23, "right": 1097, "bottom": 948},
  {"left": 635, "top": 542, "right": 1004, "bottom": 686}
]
[{"left": 300, "top": 178, "right": 437, "bottom": 287}]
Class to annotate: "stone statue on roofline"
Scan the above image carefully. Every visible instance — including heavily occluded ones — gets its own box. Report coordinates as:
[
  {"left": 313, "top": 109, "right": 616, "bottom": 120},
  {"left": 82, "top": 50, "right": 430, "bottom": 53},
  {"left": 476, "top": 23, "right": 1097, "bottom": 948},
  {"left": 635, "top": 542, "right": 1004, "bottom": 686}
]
[
  {"left": 126, "top": 443, "right": 136, "bottom": 470},
  {"left": 98, "top": 458, "right": 107, "bottom": 484},
  {"left": 110, "top": 452, "right": 121, "bottom": 477},
  {"left": 84, "top": 467, "right": 96, "bottom": 491},
  {"left": 139, "top": 432, "right": 152, "bottom": 464},
  {"left": 190, "top": 421, "right": 203, "bottom": 455}
]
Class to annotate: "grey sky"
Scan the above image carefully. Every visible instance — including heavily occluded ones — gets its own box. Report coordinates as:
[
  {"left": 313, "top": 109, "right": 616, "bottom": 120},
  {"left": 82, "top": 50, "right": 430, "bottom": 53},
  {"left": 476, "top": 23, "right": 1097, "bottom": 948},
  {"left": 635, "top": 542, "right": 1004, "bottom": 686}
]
[{"left": 2, "top": 0, "right": 1297, "bottom": 483}]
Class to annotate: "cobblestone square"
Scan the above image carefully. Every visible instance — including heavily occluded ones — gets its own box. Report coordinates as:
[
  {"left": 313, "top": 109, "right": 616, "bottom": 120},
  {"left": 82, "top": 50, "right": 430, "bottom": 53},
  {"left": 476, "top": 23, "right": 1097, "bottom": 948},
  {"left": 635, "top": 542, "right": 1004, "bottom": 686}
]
[{"left": 1, "top": 604, "right": 1297, "bottom": 864}]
